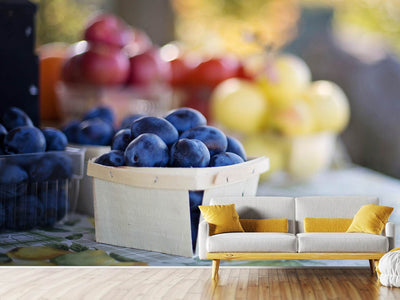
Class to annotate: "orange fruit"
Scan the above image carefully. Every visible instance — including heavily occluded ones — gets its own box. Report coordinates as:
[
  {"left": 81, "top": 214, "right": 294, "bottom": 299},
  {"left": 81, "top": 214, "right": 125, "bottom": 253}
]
[{"left": 38, "top": 43, "right": 69, "bottom": 121}]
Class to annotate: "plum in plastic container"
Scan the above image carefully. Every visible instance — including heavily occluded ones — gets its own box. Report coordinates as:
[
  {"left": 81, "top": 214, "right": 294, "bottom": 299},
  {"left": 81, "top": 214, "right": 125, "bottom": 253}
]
[{"left": 0, "top": 147, "right": 85, "bottom": 231}]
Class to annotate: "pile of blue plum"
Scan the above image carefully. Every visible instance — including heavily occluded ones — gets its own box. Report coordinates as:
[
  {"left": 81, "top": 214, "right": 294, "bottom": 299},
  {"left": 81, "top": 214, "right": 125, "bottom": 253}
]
[
  {"left": 62, "top": 106, "right": 116, "bottom": 146},
  {"left": 93, "top": 107, "right": 247, "bottom": 250},
  {"left": 0, "top": 107, "right": 73, "bottom": 230}
]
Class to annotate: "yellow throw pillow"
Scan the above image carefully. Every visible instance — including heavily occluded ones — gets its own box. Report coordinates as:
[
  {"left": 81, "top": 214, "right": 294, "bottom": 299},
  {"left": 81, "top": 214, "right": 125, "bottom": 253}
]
[
  {"left": 240, "top": 219, "right": 288, "bottom": 233},
  {"left": 199, "top": 204, "right": 244, "bottom": 236},
  {"left": 304, "top": 218, "right": 353, "bottom": 232},
  {"left": 346, "top": 204, "right": 393, "bottom": 235}
]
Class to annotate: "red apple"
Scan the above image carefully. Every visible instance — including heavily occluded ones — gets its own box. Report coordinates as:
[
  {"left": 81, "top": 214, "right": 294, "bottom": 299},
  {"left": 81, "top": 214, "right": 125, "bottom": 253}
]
[
  {"left": 127, "top": 48, "right": 171, "bottom": 87},
  {"left": 168, "top": 57, "right": 195, "bottom": 87},
  {"left": 124, "top": 29, "right": 153, "bottom": 57},
  {"left": 84, "top": 13, "right": 133, "bottom": 48},
  {"left": 62, "top": 43, "right": 130, "bottom": 86},
  {"left": 61, "top": 54, "right": 83, "bottom": 84},
  {"left": 80, "top": 44, "right": 130, "bottom": 85},
  {"left": 188, "top": 56, "right": 241, "bottom": 88}
]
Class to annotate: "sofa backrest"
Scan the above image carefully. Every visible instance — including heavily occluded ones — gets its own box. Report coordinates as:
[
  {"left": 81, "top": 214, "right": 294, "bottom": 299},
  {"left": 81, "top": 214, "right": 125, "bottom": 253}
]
[
  {"left": 209, "top": 196, "right": 296, "bottom": 234},
  {"left": 295, "top": 196, "right": 379, "bottom": 233}
]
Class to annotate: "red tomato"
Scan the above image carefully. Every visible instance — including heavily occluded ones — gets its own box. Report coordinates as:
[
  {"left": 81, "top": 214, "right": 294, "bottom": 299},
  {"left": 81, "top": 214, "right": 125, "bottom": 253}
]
[{"left": 189, "top": 56, "right": 241, "bottom": 88}]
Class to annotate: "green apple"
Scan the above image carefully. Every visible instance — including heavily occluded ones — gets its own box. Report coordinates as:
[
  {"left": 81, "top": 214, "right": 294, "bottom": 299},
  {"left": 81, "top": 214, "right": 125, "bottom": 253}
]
[
  {"left": 305, "top": 80, "right": 350, "bottom": 133},
  {"left": 242, "top": 133, "right": 288, "bottom": 178},
  {"left": 211, "top": 78, "right": 269, "bottom": 134},
  {"left": 270, "top": 100, "right": 315, "bottom": 136},
  {"left": 255, "top": 54, "right": 311, "bottom": 109}
]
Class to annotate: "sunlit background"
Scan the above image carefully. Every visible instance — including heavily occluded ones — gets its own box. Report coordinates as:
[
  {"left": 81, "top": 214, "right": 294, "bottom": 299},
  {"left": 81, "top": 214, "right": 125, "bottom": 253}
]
[{"left": 33, "top": 0, "right": 400, "bottom": 181}]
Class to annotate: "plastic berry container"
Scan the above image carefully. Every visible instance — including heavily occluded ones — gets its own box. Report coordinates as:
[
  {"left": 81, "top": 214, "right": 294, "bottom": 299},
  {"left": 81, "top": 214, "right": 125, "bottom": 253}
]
[{"left": 0, "top": 147, "right": 85, "bottom": 231}]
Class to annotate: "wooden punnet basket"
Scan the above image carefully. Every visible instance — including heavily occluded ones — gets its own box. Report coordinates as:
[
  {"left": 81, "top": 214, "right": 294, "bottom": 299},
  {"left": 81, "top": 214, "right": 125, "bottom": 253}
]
[{"left": 87, "top": 156, "right": 269, "bottom": 257}]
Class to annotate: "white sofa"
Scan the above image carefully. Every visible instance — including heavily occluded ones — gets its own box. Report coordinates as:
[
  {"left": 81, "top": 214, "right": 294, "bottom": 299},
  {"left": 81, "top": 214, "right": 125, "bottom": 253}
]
[{"left": 198, "top": 196, "right": 395, "bottom": 280}]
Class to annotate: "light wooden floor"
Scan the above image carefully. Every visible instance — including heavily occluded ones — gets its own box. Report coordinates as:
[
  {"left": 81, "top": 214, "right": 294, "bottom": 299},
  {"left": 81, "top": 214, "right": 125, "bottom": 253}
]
[{"left": 0, "top": 267, "right": 399, "bottom": 299}]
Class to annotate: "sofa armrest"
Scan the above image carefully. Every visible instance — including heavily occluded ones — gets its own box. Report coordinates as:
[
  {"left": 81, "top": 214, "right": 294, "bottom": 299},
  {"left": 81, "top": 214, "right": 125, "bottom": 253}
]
[
  {"left": 384, "top": 222, "right": 396, "bottom": 250},
  {"left": 198, "top": 220, "right": 210, "bottom": 260}
]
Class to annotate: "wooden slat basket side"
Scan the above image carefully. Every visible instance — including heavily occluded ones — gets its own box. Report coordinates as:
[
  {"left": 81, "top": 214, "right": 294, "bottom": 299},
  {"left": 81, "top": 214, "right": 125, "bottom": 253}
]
[{"left": 87, "top": 156, "right": 269, "bottom": 190}]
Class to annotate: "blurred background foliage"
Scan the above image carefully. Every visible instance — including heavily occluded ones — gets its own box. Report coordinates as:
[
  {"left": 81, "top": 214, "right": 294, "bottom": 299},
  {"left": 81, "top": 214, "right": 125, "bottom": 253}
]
[
  {"left": 33, "top": 0, "right": 107, "bottom": 46},
  {"left": 334, "top": 0, "right": 400, "bottom": 55},
  {"left": 34, "top": 0, "right": 400, "bottom": 57},
  {"left": 172, "top": 0, "right": 400, "bottom": 57},
  {"left": 171, "top": 0, "right": 299, "bottom": 56}
]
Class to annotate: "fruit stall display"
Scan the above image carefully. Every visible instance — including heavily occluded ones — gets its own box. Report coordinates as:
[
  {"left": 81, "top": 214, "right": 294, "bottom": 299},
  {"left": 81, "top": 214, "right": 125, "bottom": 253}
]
[
  {"left": 0, "top": 107, "right": 84, "bottom": 231},
  {"left": 87, "top": 107, "right": 268, "bottom": 256},
  {"left": 38, "top": 11, "right": 350, "bottom": 182}
]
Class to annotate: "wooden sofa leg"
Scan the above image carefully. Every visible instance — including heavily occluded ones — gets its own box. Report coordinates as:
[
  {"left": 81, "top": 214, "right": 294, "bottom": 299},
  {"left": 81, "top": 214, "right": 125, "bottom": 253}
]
[
  {"left": 212, "top": 259, "right": 220, "bottom": 281},
  {"left": 369, "top": 259, "right": 376, "bottom": 276}
]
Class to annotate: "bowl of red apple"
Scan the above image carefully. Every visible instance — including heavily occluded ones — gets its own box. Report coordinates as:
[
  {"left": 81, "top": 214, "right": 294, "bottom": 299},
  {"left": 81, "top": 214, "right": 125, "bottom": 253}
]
[{"left": 57, "top": 13, "right": 174, "bottom": 125}]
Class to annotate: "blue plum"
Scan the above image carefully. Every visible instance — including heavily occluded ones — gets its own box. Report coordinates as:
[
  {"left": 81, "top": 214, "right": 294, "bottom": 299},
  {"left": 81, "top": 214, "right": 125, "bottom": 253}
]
[
  {"left": 189, "top": 190, "right": 204, "bottom": 251},
  {"left": 82, "top": 106, "right": 115, "bottom": 125},
  {"left": 189, "top": 190, "right": 203, "bottom": 212},
  {"left": 0, "top": 123, "right": 7, "bottom": 155},
  {"left": 62, "top": 120, "right": 80, "bottom": 144},
  {"left": 42, "top": 128, "right": 68, "bottom": 151},
  {"left": 209, "top": 152, "right": 244, "bottom": 167},
  {"left": 0, "top": 182, "right": 28, "bottom": 200},
  {"left": 28, "top": 153, "right": 73, "bottom": 182},
  {"left": 39, "top": 182, "right": 68, "bottom": 224},
  {"left": 180, "top": 125, "right": 227, "bottom": 156},
  {"left": 0, "top": 123, "right": 7, "bottom": 146},
  {"left": 226, "top": 136, "right": 247, "bottom": 161},
  {"left": 95, "top": 150, "right": 125, "bottom": 167},
  {"left": 37, "top": 189, "right": 57, "bottom": 227},
  {"left": 3, "top": 126, "right": 46, "bottom": 154},
  {"left": 111, "top": 129, "right": 132, "bottom": 151},
  {"left": 170, "top": 138, "right": 210, "bottom": 168},
  {"left": 5, "top": 195, "right": 42, "bottom": 230},
  {"left": 0, "top": 201, "right": 4, "bottom": 228},
  {"left": 190, "top": 209, "right": 201, "bottom": 251},
  {"left": 165, "top": 107, "right": 207, "bottom": 134},
  {"left": 4, "top": 153, "right": 39, "bottom": 170},
  {"left": 51, "top": 181, "right": 69, "bottom": 221},
  {"left": 76, "top": 118, "right": 114, "bottom": 146},
  {"left": 124, "top": 133, "right": 169, "bottom": 167},
  {"left": 47, "top": 153, "right": 73, "bottom": 180},
  {"left": 131, "top": 116, "right": 179, "bottom": 147},
  {"left": 56, "top": 188, "right": 68, "bottom": 221},
  {"left": 2, "top": 107, "right": 33, "bottom": 131},
  {"left": 120, "top": 114, "right": 145, "bottom": 129},
  {"left": 28, "top": 158, "right": 56, "bottom": 182},
  {"left": 0, "top": 163, "right": 28, "bottom": 198},
  {"left": 0, "top": 163, "right": 28, "bottom": 184}
]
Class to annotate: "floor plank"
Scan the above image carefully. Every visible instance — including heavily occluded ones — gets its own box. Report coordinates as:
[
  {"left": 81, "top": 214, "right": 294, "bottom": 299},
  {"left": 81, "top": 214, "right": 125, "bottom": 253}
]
[{"left": 0, "top": 267, "right": 399, "bottom": 299}]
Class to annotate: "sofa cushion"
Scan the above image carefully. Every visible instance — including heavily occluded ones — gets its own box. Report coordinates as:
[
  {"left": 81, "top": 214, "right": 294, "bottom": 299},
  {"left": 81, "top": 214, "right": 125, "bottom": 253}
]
[
  {"left": 240, "top": 219, "right": 288, "bottom": 233},
  {"left": 346, "top": 204, "right": 393, "bottom": 235},
  {"left": 207, "top": 233, "right": 297, "bottom": 253},
  {"left": 304, "top": 218, "right": 353, "bottom": 232},
  {"left": 297, "top": 233, "right": 388, "bottom": 253},
  {"left": 199, "top": 204, "right": 244, "bottom": 236}
]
